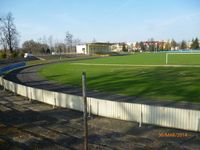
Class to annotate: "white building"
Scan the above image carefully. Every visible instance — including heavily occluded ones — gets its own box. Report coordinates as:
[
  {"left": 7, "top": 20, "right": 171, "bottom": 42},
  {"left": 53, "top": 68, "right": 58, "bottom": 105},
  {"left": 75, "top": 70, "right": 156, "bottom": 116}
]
[{"left": 76, "top": 45, "right": 87, "bottom": 54}]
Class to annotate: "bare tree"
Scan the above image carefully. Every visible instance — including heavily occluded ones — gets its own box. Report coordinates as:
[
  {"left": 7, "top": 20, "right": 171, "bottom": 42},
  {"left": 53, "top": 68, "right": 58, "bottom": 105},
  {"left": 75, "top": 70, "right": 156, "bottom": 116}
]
[
  {"left": 65, "top": 31, "right": 73, "bottom": 53},
  {"left": 0, "top": 18, "right": 7, "bottom": 51},
  {"left": 22, "top": 40, "right": 49, "bottom": 54},
  {"left": 92, "top": 38, "right": 96, "bottom": 43},
  {"left": 0, "top": 31, "right": 7, "bottom": 51},
  {"left": 0, "top": 12, "right": 19, "bottom": 53},
  {"left": 55, "top": 42, "right": 66, "bottom": 59},
  {"left": 42, "top": 35, "right": 47, "bottom": 45},
  {"left": 48, "top": 35, "right": 53, "bottom": 50},
  {"left": 73, "top": 38, "right": 81, "bottom": 46}
]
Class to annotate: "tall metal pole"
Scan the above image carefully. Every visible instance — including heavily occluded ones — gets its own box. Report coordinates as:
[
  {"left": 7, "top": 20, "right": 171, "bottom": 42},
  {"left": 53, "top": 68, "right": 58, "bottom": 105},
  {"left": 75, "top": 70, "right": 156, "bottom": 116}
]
[{"left": 82, "top": 72, "right": 88, "bottom": 150}]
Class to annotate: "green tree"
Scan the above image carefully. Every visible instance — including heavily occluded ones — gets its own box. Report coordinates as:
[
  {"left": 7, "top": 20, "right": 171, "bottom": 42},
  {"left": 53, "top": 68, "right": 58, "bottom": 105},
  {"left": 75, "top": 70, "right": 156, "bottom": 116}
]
[
  {"left": 122, "top": 43, "right": 128, "bottom": 52},
  {"left": 191, "top": 38, "right": 199, "bottom": 49},
  {"left": 139, "top": 42, "right": 146, "bottom": 51},
  {"left": 180, "top": 40, "right": 187, "bottom": 50},
  {"left": 171, "top": 39, "right": 177, "bottom": 50},
  {"left": 149, "top": 44, "right": 156, "bottom": 52}
]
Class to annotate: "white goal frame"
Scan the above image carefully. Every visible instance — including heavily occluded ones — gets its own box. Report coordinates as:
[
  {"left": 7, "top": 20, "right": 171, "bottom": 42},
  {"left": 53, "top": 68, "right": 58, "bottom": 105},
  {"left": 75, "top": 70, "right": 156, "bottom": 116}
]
[{"left": 165, "top": 53, "right": 200, "bottom": 65}]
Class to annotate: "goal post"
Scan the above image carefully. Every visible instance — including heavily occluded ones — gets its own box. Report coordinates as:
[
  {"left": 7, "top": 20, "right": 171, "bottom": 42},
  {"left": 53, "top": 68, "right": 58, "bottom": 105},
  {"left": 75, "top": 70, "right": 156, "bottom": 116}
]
[{"left": 165, "top": 53, "right": 200, "bottom": 65}]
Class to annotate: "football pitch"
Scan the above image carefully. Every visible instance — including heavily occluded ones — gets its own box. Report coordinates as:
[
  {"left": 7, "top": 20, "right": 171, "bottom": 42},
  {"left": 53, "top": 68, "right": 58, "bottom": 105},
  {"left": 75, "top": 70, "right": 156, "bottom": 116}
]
[{"left": 39, "top": 53, "right": 200, "bottom": 103}]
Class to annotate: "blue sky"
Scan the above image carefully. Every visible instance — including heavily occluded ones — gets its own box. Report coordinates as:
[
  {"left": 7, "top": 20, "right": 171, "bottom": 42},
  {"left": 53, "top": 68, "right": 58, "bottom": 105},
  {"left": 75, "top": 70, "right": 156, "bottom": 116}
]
[{"left": 1, "top": 0, "right": 200, "bottom": 44}]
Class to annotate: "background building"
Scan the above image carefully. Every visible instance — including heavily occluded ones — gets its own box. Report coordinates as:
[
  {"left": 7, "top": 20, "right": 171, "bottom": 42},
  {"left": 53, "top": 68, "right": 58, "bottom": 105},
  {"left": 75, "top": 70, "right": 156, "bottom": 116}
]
[
  {"left": 75, "top": 43, "right": 111, "bottom": 54},
  {"left": 110, "top": 43, "right": 123, "bottom": 52},
  {"left": 86, "top": 43, "right": 111, "bottom": 54},
  {"left": 76, "top": 45, "right": 87, "bottom": 54}
]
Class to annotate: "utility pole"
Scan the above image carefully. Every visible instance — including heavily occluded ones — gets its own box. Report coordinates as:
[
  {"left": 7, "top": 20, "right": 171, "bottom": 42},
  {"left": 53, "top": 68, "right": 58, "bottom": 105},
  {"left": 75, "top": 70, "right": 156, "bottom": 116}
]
[{"left": 82, "top": 72, "right": 88, "bottom": 150}]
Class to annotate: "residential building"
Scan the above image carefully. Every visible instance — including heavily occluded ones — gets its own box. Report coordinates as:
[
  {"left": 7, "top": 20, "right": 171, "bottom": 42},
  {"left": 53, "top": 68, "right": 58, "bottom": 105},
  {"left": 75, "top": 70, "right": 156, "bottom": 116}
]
[
  {"left": 110, "top": 43, "right": 123, "bottom": 52},
  {"left": 187, "top": 41, "right": 192, "bottom": 49},
  {"left": 110, "top": 43, "right": 129, "bottom": 52}
]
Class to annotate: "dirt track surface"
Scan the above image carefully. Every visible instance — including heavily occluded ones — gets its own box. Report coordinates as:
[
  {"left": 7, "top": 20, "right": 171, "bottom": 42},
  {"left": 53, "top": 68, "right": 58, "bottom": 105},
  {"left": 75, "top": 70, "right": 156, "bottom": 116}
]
[
  {"left": 0, "top": 86, "right": 200, "bottom": 150},
  {"left": 4, "top": 63, "right": 200, "bottom": 110}
]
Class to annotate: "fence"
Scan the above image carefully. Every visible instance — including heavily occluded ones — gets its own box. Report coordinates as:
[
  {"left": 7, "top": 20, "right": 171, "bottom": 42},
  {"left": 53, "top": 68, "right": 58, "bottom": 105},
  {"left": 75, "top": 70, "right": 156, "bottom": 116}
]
[
  {"left": 159, "top": 50, "right": 200, "bottom": 53},
  {"left": 0, "top": 76, "right": 200, "bottom": 132}
]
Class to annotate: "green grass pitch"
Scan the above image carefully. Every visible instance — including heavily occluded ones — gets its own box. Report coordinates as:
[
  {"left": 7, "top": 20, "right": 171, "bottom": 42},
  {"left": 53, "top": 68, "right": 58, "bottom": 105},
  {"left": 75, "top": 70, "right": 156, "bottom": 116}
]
[{"left": 39, "top": 53, "right": 200, "bottom": 103}]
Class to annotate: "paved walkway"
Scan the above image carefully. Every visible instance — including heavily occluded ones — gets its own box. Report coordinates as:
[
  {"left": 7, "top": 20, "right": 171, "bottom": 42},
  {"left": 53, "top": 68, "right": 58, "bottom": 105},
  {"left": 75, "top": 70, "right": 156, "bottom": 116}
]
[
  {"left": 4, "top": 63, "right": 200, "bottom": 110},
  {"left": 0, "top": 86, "right": 200, "bottom": 150}
]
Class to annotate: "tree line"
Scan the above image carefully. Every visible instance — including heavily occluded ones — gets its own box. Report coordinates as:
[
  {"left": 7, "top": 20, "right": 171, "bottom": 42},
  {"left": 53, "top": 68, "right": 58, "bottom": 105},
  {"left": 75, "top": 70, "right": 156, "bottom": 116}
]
[
  {"left": 0, "top": 12, "right": 81, "bottom": 58},
  {"left": 21, "top": 34, "right": 81, "bottom": 55},
  {"left": 135, "top": 38, "right": 199, "bottom": 52}
]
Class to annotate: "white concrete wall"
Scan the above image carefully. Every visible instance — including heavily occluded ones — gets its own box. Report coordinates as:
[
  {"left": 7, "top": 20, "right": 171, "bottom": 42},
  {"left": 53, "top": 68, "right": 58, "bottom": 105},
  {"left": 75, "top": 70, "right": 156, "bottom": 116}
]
[
  {"left": 76, "top": 45, "right": 87, "bottom": 54},
  {"left": 0, "top": 76, "right": 200, "bottom": 132}
]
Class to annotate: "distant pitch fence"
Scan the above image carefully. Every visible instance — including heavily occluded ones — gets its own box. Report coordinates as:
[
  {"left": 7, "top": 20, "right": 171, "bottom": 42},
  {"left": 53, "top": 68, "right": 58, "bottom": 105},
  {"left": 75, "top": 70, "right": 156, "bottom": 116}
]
[{"left": 0, "top": 63, "right": 200, "bottom": 132}]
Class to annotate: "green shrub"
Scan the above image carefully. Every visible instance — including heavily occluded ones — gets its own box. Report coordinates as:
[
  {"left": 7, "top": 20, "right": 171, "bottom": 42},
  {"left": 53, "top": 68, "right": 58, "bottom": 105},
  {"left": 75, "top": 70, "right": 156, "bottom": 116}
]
[{"left": 0, "top": 51, "right": 7, "bottom": 59}]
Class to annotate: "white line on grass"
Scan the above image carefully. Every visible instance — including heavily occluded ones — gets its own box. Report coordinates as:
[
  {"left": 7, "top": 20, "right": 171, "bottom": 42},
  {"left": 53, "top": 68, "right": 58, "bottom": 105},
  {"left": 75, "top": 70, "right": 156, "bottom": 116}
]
[{"left": 71, "top": 63, "right": 200, "bottom": 68}]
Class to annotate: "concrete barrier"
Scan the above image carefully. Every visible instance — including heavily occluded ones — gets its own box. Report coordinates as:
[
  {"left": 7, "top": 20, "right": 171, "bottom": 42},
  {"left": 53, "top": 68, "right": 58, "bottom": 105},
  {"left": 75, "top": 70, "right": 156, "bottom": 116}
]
[{"left": 0, "top": 74, "right": 200, "bottom": 132}]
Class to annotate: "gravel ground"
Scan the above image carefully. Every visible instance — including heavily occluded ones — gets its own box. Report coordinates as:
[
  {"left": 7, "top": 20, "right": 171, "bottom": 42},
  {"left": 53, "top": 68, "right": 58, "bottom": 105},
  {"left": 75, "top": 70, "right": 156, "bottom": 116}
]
[{"left": 0, "top": 86, "right": 200, "bottom": 150}]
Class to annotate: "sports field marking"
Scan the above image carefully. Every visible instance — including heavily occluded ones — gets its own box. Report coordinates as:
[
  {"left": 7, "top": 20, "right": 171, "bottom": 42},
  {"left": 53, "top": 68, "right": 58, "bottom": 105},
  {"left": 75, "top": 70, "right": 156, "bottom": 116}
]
[{"left": 71, "top": 62, "right": 200, "bottom": 68}]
